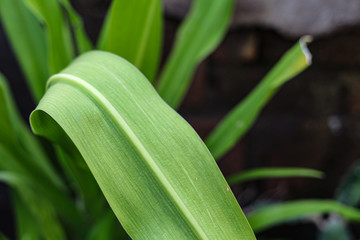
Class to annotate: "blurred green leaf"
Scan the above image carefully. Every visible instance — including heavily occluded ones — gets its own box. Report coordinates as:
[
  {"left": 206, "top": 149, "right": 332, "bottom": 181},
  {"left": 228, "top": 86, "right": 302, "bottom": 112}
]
[
  {"left": 24, "top": 0, "right": 74, "bottom": 73},
  {"left": 56, "top": 0, "right": 92, "bottom": 53},
  {"left": 227, "top": 167, "right": 324, "bottom": 186},
  {"left": 0, "top": 74, "right": 84, "bottom": 233},
  {"left": 156, "top": 0, "right": 233, "bottom": 108},
  {"left": 0, "top": 172, "right": 66, "bottom": 240},
  {"left": 98, "top": 0, "right": 162, "bottom": 81},
  {"left": 335, "top": 160, "right": 360, "bottom": 207},
  {"left": 87, "top": 210, "right": 128, "bottom": 240},
  {"left": 12, "top": 191, "right": 41, "bottom": 240},
  {"left": 30, "top": 51, "right": 256, "bottom": 240},
  {"left": 206, "top": 36, "right": 313, "bottom": 159},
  {"left": 0, "top": 0, "right": 49, "bottom": 101},
  {"left": 248, "top": 200, "right": 360, "bottom": 233}
]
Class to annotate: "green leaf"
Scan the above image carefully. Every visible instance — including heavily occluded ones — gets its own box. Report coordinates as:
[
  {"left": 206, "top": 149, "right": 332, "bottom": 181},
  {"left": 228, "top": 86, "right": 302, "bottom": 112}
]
[
  {"left": 206, "top": 36, "right": 313, "bottom": 159},
  {"left": 0, "top": 0, "right": 49, "bottom": 101},
  {"left": 12, "top": 191, "right": 41, "bottom": 240},
  {"left": 0, "top": 172, "right": 66, "bottom": 240},
  {"left": 0, "top": 74, "right": 84, "bottom": 233},
  {"left": 30, "top": 51, "right": 256, "bottom": 240},
  {"left": 24, "top": 0, "right": 74, "bottom": 74},
  {"left": 56, "top": 0, "right": 92, "bottom": 53},
  {"left": 98, "top": 0, "right": 162, "bottom": 82},
  {"left": 87, "top": 210, "right": 128, "bottom": 240},
  {"left": 156, "top": 0, "right": 233, "bottom": 109},
  {"left": 227, "top": 167, "right": 324, "bottom": 186},
  {"left": 335, "top": 160, "right": 360, "bottom": 206},
  {"left": 248, "top": 200, "right": 360, "bottom": 233}
]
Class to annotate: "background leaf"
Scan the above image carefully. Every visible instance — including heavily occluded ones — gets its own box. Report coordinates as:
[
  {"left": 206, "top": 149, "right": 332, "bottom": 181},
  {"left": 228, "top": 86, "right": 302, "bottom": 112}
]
[
  {"left": 0, "top": 0, "right": 49, "bottom": 101},
  {"left": 248, "top": 200, "right": 360, "bottom": 233},
  {"left": 98, "top": 0, "right": 162, "bottom": 82},
  {"left": 227, "top": 167, "right": 324, "bottom": 186},
  {"left": 30, "top": 51, "right": 256, "bottom": 240},
  {"left": 156, "top": 0, "right": 233, "bottom": 108},
  {"left": 24, "top": 0, "right": 74, "bottom": 74},
  {"left": 206, "top": 36, "right": 313, "bottom": 160}
]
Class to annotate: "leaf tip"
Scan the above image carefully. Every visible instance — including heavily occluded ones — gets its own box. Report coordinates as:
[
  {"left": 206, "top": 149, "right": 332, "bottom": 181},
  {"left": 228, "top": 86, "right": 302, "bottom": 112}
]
[{"left": 299, "top": 35, "right": 313, "bottom": 65}]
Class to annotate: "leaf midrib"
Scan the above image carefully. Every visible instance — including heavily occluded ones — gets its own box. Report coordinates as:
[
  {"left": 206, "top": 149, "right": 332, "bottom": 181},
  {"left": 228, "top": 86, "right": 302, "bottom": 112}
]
[{"left": 48, "top": 73, "right": 208, "bottom": 239}]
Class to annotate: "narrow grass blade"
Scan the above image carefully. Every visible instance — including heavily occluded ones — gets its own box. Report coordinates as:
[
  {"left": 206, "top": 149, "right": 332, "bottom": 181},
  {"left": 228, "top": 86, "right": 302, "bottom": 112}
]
[
  {"left": 0, "top": 172, "right": 66, "bottom": 240},
  {"left": 227, "top": 167, "right": 324, "bottom": 186},
  {"left": 98, "top": 0, "right": 162, "bottom": 81},
  {"left": 0, "top": 0, "right": 49, "bottom": 101},
  {"left": 56, "top": 0, "right": 92, "bottom": 53},
  {"left": 335, "top": 160, "right": 360, "bottom": 206},
  {"left": 12, "top": 191, "right": 40, "bottom": 240},
  {"left": 24, "top": 0, "right": 74, "bottom": 73},
  {"left": 247, "top": 200, "right": 360, "bottom": 233},
  {"left": 0, "top": 74, "right": 84, "bottom": 232},
  {"left": 156, "top": 0, "right": 233, "bottom": 109},
  {"left": 206, "top": 36, "right": 313, "bottom": 160},
  {"left": 30, "top": 51, "right": 256, "bottom": 240}
]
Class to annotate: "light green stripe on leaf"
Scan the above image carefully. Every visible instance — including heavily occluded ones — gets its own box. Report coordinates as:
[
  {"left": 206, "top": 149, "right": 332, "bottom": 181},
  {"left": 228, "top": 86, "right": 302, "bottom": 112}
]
[
  {"left": 30, "top": 51, "right": 255, "bottom": 240},
  {"left": 98, "top": 0, "right": 162, "bottom": 82},
  {"left": 227, "top": 167, "right": 324, "bottom": 186},
  {"left": 24, "top": 0, "right": 74, "bottom": 74},
  {"left": 156, "top": 0, "right": 233, "bottom": 109},
  {"left": 206, "top": 36, "right": 313, "bottom": 160},
  {"left": 248, "top": 200, "right": 360, "bottom": 233},
  {"left": 0, "top": 0, "right": 49, "bottom": 101}
]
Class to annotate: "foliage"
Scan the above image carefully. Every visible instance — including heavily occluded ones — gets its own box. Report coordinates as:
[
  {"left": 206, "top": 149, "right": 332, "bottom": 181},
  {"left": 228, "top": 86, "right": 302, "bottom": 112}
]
[{"left": 1, "top": 0, "right": 358, "bottom": 239}]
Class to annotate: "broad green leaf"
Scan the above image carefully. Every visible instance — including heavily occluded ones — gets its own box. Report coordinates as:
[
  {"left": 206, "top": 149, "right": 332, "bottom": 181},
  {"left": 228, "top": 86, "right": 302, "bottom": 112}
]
[
  {"left": 0, "top": 0, "right": 49, "bottom": 101},
  {"left": 248, "top": 200, "right": 360, "bottom": 233},
  {"left": 156, "top": 0, "right": 233, "bottom": 109},
  {"left": 335, "top": 160, "right": 360, "bottom": 206},
  {"left": 56, "top": 0, "right": 92, "bottom": 53},
  {"left": 206, "top": 36, "right": 313, "bottom": 159},
  {"left": 30, "top": 51, "right": 256, "bottom": 240},
  {"left": 98, "top": 0, "right": 162, "bottom": 81},
  {"left": 227, "top": 167, "right": 323, "bottom": 186},
  {"left": 24, "top": 0, "right": 74, "bottom": 74}
]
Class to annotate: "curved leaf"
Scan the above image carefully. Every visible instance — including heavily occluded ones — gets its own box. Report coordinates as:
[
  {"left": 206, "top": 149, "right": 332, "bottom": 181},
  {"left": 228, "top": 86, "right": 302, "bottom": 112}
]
[
  {"left": 227, "top": 167, "right": 323, "bottom": 186},
  {"left": 156, "top": 0, "right": 233, "bottom": 108},
  {"left": 30, "top": 51, "right": 256, "bottom": 240},
  {"left": 248, "top": 200, "right": 360, "bottom": 233},
  {"left": 206, "top": 36, "right": 313, "bottom": 159},
  {"left": 98, "top": 0, "right": 162, "bottom": 82}
]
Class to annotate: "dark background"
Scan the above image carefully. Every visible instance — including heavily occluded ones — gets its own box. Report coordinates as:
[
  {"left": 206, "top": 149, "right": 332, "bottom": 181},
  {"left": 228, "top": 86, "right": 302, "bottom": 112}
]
[{"left": 1, "top": 0, "right": 360, "bottom": 238}]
